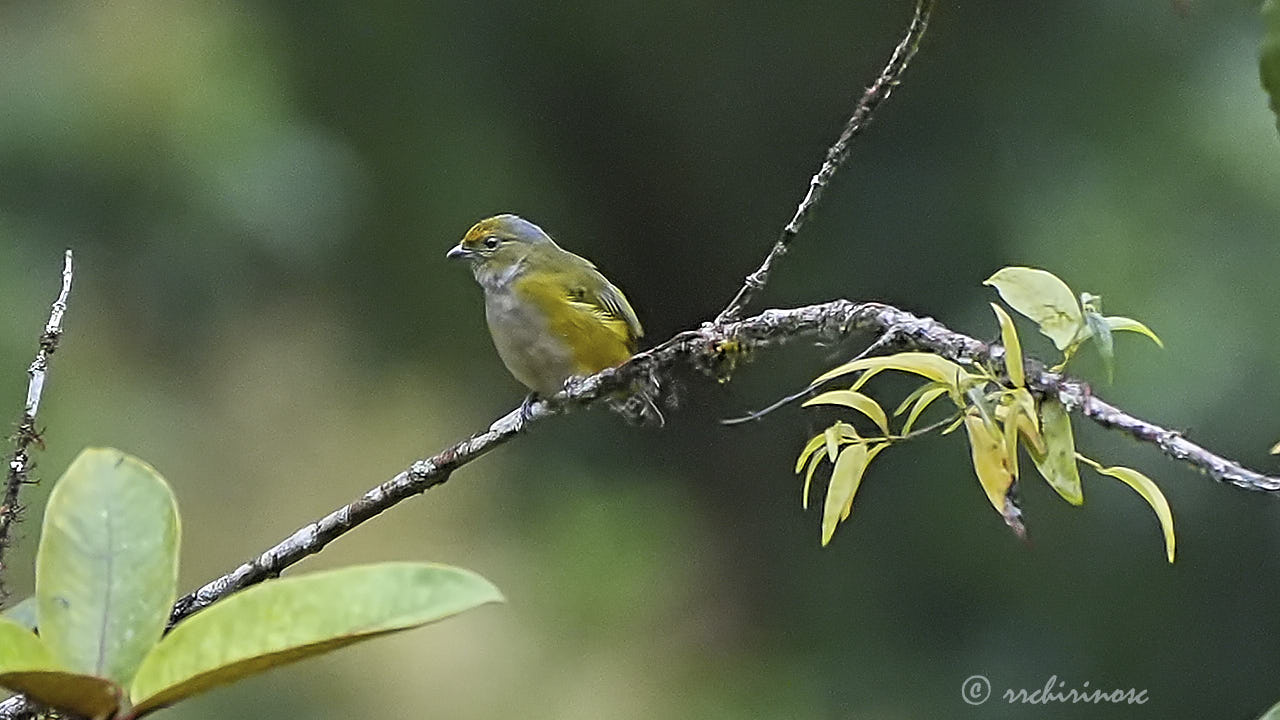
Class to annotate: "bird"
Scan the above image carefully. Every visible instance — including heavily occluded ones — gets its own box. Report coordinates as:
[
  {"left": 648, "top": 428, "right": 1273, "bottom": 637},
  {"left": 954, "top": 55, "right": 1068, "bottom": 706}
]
[{"left": 447, "top": 214, "right": 659, "bottom": 423}]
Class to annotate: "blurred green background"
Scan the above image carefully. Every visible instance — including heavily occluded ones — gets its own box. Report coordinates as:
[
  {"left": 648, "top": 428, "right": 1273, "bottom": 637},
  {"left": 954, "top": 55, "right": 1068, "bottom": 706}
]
[{"left": 2, "top": 0, "right": 1279, "bottom": 718}]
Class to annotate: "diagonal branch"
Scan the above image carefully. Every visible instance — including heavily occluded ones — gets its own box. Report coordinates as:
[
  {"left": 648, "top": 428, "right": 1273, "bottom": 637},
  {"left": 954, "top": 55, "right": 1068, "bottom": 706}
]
[
  {"left": 2, "top": 297, "right": 1276, "bottom": 720},
  {"left": 168, "top": 299, "right": 1279, "bottom": 625},
  {"left": 0, "top": 249, "right": 73, "bottom": 600},
  {"left": 716, "top": 0, "right": 934, "bottom": 324}
]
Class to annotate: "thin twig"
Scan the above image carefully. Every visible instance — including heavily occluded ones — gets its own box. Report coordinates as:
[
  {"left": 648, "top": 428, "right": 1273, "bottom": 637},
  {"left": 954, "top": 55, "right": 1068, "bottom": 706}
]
[
  {"left": 720, "top": 326, "right": 904, "bottom": 425},
  {"left": 0, "top": 250, "right": 73, "bottom": 599},
  {"left": 716, "top": 0, "right": 934, "bottom": 324}
]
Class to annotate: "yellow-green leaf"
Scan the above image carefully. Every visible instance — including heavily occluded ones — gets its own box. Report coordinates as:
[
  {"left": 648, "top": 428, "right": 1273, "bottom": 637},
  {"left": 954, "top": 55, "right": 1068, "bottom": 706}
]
[
  {"left": 1029, "top": 398, "right": 1083, "bottom": 505},
  {"left": 36, "top": 448, "right": 180, "bottom": 686},
  {"left": 795, "top": 434, "right": 826, "bottom": 474},
  {"left": 129, "top": 563, "right": 503, "bottom": 715},
  {"left": 0, "top": 618, "right": 123, "bottom": 718},
  {"left": 1271, "top": 440, "right": 1280, "bottom": 455},
  {"left": 823, "top": 424, "right": 840, "bottom": 462},
  {"left": 811, "top": 353, "right": 973, "bottom": 393},
  {"left": 1090, "top": 465, "right": 1176, "bottom": 563},
  {"left": 1105, "top": 316, "right": 1164, "bottom": 348},
  {"left": 821, "top": 444, "right": 870, "bottom": 546},
  {"left": 802, "top": 450, "right": 824, "bottom": 510},
  {"left": 802, "top": 390, "right": 889, "bottom": 435},
  {"left": 893, "top": 381, "right": 945, "bottom": 416},
  {"left": 902, "top": 386, "right": 950, "bottom": 435},
  {"left": 990, "top": 303, "right": 1025, "bottom": 388},
  {"left": 984, "top": 267, "right": 1084, "bottom": 350},
  {"left": 963, "top": 415, "right": 1014, "bottom": 515}
]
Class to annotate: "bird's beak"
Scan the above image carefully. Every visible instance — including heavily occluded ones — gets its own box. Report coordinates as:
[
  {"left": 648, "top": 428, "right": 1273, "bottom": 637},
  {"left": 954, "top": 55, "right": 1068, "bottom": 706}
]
[{"left": 446, "top": 244, "right": 473, "bottom": 261}]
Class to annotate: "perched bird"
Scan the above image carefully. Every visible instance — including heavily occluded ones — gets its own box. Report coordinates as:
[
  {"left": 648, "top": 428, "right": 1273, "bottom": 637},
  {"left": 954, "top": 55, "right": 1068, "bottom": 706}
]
[{"left": 447, "top": 214, "right": 658, "bottom": 422}]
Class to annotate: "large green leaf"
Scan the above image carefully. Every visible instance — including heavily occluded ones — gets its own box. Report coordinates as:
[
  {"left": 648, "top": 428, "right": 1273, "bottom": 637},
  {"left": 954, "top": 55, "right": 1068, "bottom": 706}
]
[
  {"left": 36, "top": 448, "right": 181, "bottom": 685},
  {"left": 984, "top": 267, "right": 1084, "bottom": 350},
  {"left": 1029, "top": 398, "right": 1083, "bottom": 505},
  {"left": 0, "top": 617, "right": 123, "bottom": 718},
  {"left": 129, "top": 562, "right": 503, "bottom": 715},
  {"left": 1263, "top": 0, "right": 1280, "bottom": 133}
]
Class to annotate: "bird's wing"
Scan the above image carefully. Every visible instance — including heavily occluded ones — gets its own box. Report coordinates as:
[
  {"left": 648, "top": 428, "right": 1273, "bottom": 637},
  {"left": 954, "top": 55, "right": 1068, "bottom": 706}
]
[{"left": 560, "top": 267, "right": 643, "bottom": 344}]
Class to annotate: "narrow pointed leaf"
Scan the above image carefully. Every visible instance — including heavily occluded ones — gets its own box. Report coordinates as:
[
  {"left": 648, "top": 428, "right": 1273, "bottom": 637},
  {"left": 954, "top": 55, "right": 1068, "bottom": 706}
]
[
  {"left": 893, "top": 381, "right": 944, "bottom": 417},
  {"left": 1029, "top": 398, "right": 1083, "bottom": 505},
  {"left": 36, "top": 448, "right": 180, "bottom": 685},
  {"left": 794, "top": 434, "right": 825, "bottom": 474},
  {"left": 821, "top": 444, "right": 869, "bottom": 546},
  {"left": 1084, "top": 310, "right": 1114, "bottom": 382},
  {"left": 0, "top": 618, "right": 123, "bottom": 718},
  {"left": 1, "top": 596, "right": 37, "bottom": 632},
  {"left": 902, "top": 386, "right": 951, "bottom": 435},
  {"left": 802, "top": 390, "right": 889, "bottom": 435},
  {"left": 963, "top": 415, "right": 1014, "bottom": 515},
  {"left": 990, "top": 303, "right": 1025, "bottom": 387},
  {"left": 802, "top": 450, "right": 824, "bottom": 510},
  {"left": 984, "top": 267, "right": 1084, "bottom": 350},
  {"left": 823, "top": 424, "right": 840, "bottom": 462},
  {"left": 811, "top": 353, "right": 973, "bottom": 392},
  {"left": 1105, "top": 316, "right": 1164, "bottom": 348},
  {"left": 129, "top": 562, "right": 502, "bottom": 715},
  {"left": 1090, "top": 465, "right": 1176, "bottom": 563}
]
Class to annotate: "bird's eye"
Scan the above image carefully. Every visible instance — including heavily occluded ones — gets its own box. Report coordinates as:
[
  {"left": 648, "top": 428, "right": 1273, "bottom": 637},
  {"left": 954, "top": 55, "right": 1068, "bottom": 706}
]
[{"left": 483, "top": 236, "right": 500, "bottom": 249}]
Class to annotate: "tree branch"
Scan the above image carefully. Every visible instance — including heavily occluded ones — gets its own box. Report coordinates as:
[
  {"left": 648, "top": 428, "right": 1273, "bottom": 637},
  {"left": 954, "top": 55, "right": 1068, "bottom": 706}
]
[
  {"left": 716, "top": 0, "right": 934, "bottom": 324},
  {"left": 168, "top": 299, "right": 1278, "bottom": 626},
  {"left": 0, "top": 249, "right": 73, "bottom": 600},
  {"left": 2, "top": 297, "right": 1276, "bottom": 719}
]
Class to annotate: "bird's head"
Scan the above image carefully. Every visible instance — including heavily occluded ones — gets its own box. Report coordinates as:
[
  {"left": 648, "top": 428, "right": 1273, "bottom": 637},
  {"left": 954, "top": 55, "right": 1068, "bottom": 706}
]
[{"left": 447, "top": 213, "right": 556, "bottom": 273}]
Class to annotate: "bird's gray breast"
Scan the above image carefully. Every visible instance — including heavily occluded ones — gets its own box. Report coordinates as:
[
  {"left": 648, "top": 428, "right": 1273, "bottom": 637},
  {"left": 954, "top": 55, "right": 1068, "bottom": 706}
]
[{"left": 482, "top": 285, "right": 576, "bottom": 396}]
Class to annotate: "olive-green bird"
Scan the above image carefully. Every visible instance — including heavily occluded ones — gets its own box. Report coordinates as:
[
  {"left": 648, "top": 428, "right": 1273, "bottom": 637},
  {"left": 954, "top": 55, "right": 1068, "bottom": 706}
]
[{"left": 447, "top": 214, "right": 657, "bottom": 421}]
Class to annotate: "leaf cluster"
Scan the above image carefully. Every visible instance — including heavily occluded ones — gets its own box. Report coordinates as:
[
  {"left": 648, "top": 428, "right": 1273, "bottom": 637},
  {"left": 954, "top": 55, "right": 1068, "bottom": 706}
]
[
  {"left": 0, "top": 449, "right": 501, "bottom": 719},
  {"left": 795, "top": 268, "right": 1174, "bottom": 562}
]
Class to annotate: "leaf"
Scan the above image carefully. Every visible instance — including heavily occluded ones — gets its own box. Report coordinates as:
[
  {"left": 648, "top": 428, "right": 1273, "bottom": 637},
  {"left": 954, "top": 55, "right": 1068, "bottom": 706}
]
[
  {"left": 902, "top": 386, "right": 950, "bottom": 435},
  {"left": 1105, "top": 315, "right": 1164, "bottom": 348},
  {"left": 1272, "top": 440, "right": 1280, "bottom": 455},
  {"left": 990, "top": 303, "right": 1024, "bottom": 388},
  {"left": 1084, "top": 310, "right": 1114, "bottom": 382},
  {"left": 1090, "top": 465, "right": 1176, "bottom": 563},
  {"left": 821, "top": 444, "right": 870, "bottom": 546},
  {"left": 963, "top": 415, "right": 1014, "bottom": 516},
  {"left": 801, "top": 450, "right": 824, "bottom": 510},
  {"left": 1029, "top": 398, "right": 1083, "bottom": 505},
  {"left": 130, "top": 562, "right": 503, "bottom": 715},
  {"left": 794, "top": 434, "right": 825, "bottom": 474},
  {"left": 823, "top": 424, "right": 841, "bottom": 462},
  {"left": 1263, "top": 0, "right": 1280, "bottom": 133},
  {"left": 984, "top": 267, "right": 1084, "bottom": 350},
  {"left": 802, "top": 390, "right": 890, "bottom": 435},
  {"left": 0, "top": 617, "right": 57, "bottom": 671},
  {"left": 892, "top": 381, "right": 944, "bottom": 417},
  {"left": 0, "top": 618, "right": 123, "bottom": 718},
  {"left": 1, "top": 596, "right": 37, "bottom": 632},
  {"left": 36, "top": 448, "right": 181, "bottom": 685},
  {"left": 811, "top": 353, "right": 974, "bottom": 394}
]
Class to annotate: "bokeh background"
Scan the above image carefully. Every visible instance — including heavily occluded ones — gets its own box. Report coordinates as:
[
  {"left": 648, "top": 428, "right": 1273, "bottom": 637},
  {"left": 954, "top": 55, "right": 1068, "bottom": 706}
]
[{"left": 2, "top": 1, "right": 1279, "bottom": 718}]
